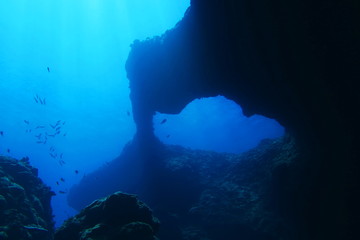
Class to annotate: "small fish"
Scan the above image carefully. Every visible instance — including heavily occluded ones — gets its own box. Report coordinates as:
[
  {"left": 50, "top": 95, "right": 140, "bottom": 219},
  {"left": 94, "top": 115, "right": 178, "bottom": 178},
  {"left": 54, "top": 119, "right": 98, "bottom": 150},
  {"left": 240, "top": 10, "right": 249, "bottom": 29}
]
[
  {"left": 7, "top": 149, "right": 10, "bottom": 153},
  {"left": 56, "top": 181, "right": 59, "bottom": 185},
  {"left": 55, "top": 126, "right": 61, "bottom": 131},
  {"left": 50, "top": 146, "right": 55, "bottom": 152},
  {"left": 75, "top": 170, "right": 79, "bottom": 174},
  {"left": 62, "top": 121, "right": 66, "bottom": 125},
  {"left": 60, "top": 153, "right": 63, "bottom": 159},
  {"left": 160, "top": 119, "right": 167, "bottom": 124},
  {"left": 24, "top": 120, "right": 29, "bottom": 124},
  {"left": 47, "top": 67, "right": 50, "bottom": 72},
  {"left": 60, "top": 177, "right": 65, "bottom": 182},
  {"left": 36, "top": 126, "right": 45, "bottom": 129},
  {"left": 56, "top": 120, "right": 61, "bottom": 125},
  {"left": 50, "top": 124, "right": 56, "bottom": 129},
  {"left": 36, "top": 141, "right": 43, "bottom": 144},
  {"left": 50, "top": 153, "right": 57, "bottom": 158},
  {"left": 35, "top": 133, "right": 42, "bottom": 139},
  {"left": 63, "top": 132, "right": 67, "bottom": 137},
  {"left": 34, "top": 96, "right": 39, "bottom": 103},
  {"left": 58, "top": 191, "right": 67, "bottom": 194},
  {"left": 0, "top": 131, "right": 3, "bottom": 136},
  {"left": 55, "top": 131, "right": 61, "bottom": 135},
  {"left": 166, "top": 134, "right": 170, "bottom": 138},
  {"left": 46, "top": 133, "right": 55, "bottom": 137}
]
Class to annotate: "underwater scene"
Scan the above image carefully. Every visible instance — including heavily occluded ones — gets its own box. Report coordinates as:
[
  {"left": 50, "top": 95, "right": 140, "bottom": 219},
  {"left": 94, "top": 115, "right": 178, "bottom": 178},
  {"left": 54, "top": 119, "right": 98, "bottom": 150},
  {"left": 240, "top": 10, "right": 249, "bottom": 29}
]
[{"left": 1, "top": 0, "right": 359, "bottom": 240}]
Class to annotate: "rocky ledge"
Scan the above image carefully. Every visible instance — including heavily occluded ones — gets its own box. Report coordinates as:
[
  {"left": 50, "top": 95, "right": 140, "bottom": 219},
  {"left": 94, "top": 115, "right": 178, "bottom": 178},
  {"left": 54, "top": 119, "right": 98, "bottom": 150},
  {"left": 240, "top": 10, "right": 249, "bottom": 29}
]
[
  {"left": 0, "top": 156, "right": 55, "bottom": 240},
  {"left": 68, "top": 136, "right": 300, "bottom": 239}
]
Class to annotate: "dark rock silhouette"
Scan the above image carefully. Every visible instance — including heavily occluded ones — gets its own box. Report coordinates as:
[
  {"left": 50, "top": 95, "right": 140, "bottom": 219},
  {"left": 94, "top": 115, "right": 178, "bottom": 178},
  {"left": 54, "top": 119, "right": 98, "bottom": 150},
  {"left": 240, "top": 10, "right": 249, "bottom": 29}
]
[
  {"left": 125, "top": 0, "right": 360, "bottom": 239},
  {"left": 56, "top": 192, "right": 159, "bottom": 240},
  {"left": 0, "top": 156, "right": 55, "bottom": 240}
]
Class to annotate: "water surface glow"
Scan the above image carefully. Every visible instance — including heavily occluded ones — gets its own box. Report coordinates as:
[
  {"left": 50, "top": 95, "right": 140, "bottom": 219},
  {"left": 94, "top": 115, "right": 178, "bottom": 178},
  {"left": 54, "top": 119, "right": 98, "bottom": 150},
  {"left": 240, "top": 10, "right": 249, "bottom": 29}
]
[{"left": 0, "top": 0, "right": 189, "bottom": 226}]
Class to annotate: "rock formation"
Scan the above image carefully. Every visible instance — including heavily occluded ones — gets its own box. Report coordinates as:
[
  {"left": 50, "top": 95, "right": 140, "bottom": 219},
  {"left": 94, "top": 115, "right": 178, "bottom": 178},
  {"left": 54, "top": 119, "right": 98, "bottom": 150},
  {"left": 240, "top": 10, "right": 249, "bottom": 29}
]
[
  {"left": 55, "top": 192, "right": 160, "bottom": 240},
  {"left": 68, "top": 136, "right": 300, "bottom": 239},
  {"left": 125, "top": 0, "right": 360, "bottom": 239},
  {"left": 0, "top": 156, "right": 55, "bottom": 240}
]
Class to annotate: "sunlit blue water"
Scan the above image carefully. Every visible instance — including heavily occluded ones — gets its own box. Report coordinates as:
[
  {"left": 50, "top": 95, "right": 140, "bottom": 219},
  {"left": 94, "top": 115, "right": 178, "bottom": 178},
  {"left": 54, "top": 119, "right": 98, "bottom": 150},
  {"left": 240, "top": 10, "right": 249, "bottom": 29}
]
[
  {"left": 0, "top": 0, "right": 283, "bottom": 227},
  {"left": 155, "top": 96, "right": 284, "bottom": 153}
]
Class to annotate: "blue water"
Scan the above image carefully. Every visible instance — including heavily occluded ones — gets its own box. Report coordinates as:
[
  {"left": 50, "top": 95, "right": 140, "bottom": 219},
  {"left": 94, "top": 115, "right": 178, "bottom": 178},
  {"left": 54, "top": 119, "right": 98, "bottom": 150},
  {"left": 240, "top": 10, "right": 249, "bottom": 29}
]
[{"left": 0, "top": 0, "right": 283, "bottom": 227}]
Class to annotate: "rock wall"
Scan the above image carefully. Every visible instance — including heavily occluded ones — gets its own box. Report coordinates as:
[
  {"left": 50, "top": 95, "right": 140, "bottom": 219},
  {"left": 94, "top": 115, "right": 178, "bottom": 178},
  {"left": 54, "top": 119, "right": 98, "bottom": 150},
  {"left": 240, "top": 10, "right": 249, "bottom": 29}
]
[
  {"left": 0, "top": 156, "right": 55, "bottom": 240},
  {"left": 125, "top": 0, "right": 360, "bottom": 239}
]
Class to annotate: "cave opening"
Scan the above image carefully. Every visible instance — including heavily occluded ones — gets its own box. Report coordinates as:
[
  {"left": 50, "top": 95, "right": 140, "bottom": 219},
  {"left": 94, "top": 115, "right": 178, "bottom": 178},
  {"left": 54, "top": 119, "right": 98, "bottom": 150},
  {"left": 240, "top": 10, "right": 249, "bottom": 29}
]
[{"left": 153, "top": 95, "right": 285, "bottom": 154}]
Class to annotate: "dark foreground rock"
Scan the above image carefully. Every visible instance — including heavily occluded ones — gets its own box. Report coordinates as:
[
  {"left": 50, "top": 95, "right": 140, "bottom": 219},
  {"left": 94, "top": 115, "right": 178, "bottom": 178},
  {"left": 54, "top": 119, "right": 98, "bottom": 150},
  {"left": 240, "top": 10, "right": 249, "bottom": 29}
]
[
  {"left": 68, "top": 136, "right": 299, "bottom": 239},
  {"left": 0, "top": 156, "right": 55, "bottom": 240},
  {"left": 55, "top": 192, "right": 160, "bottom": 240}
]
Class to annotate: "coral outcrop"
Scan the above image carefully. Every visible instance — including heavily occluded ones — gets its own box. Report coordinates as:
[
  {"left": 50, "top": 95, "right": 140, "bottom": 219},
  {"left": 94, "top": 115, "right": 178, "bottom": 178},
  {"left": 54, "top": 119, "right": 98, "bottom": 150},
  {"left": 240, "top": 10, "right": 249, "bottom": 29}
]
[
  {"left": 0, "top": 156, "right": 55, "bottom": 240},
  {"left": 55, "top": 191, "right": 159, "bottom": 240},
  {"left": 125, "top": 0, "right": 360, "bottom": 238}
]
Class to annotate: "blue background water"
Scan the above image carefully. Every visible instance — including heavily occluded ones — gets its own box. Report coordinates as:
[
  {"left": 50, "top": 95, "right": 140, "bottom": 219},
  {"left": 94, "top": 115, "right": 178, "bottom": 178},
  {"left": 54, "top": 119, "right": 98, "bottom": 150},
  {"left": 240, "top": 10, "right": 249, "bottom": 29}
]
[{"left": 0, "top": 0, "right": 283, "bottom": 226}]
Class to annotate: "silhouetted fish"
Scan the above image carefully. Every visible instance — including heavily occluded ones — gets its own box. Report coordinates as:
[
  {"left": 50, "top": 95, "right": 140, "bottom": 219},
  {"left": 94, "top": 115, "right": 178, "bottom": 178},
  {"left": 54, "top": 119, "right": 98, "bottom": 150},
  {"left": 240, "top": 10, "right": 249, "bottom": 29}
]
[
  {"left": 56, "top": 181, "right": 59, "bottom": 185},
  {"left": 50, "top": 153, "right": 57, "bottom": 158},
  {"left": 0, "top": 131, "right": 3, "bottom": 136},
  {"left": 46, "top": 133, "right": 55, "bottom": 137},
  {"left": 35, "top": 133, "right": 42, "bottom": 139},
  {"left": 160, "top": 119, "right": 167, "bottom": 124},
  {"left": 58, "top": 159, "right": 65, "bottom": 166},
  {"left": 36, "top": 141, "right": 43, "bottom": 144},
  {"left": 47, "top": 67, "right": 50, "bottom": 72},
  {"left": 63, "top": 133, "right": 67, "bottom": 137},
  {"left": 55, "top": 126, "right": 61, "bottom": 131},
  {"left": 60, "top": 153, "right": 63, "bottom": 159},
  {"left": 62, "top": 121, "right": 65, "bottom": 125},
  {"left": 58, "top": 191, "right": 67, "bottom": 194},
  {"left": 166, "top": 134, "right": 170, "bottom": 138},
  {"left": 50, "top": 124, "right": 56, "bottom": 128},
  {"left": 34, "top": 96, "right": 38, "bottom": 103},
  {"left": 75, "top": 170, "right": 79, "bottom": 174},
  {"left": 36, "top": 126, "right": 45, "bottom": 129},
  {"left": 60, "top": 177, "right": 65, "bottom": 182},
  {"left": 6, "top": 149, "right": 10, "bottom": 153},
  {"left": 24, "top": 120, "right": 29, "bottom": 124}
]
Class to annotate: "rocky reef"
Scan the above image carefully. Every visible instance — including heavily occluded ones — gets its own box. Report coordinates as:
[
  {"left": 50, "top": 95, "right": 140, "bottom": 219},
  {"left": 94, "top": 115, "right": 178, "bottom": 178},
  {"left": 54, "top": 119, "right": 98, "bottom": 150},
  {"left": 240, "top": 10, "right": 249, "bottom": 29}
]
[
  {"left": 0, "top": 156, "right": 55, "bottom": 240},
  {"left": 55, "top": 191, "right": 160, "bottom": 240},
  {"left": 68, "top": 136, "right": 299, "bottom": 239},
  {"left": 125, "top": 0, "right": 360, "bottom": 239}
]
